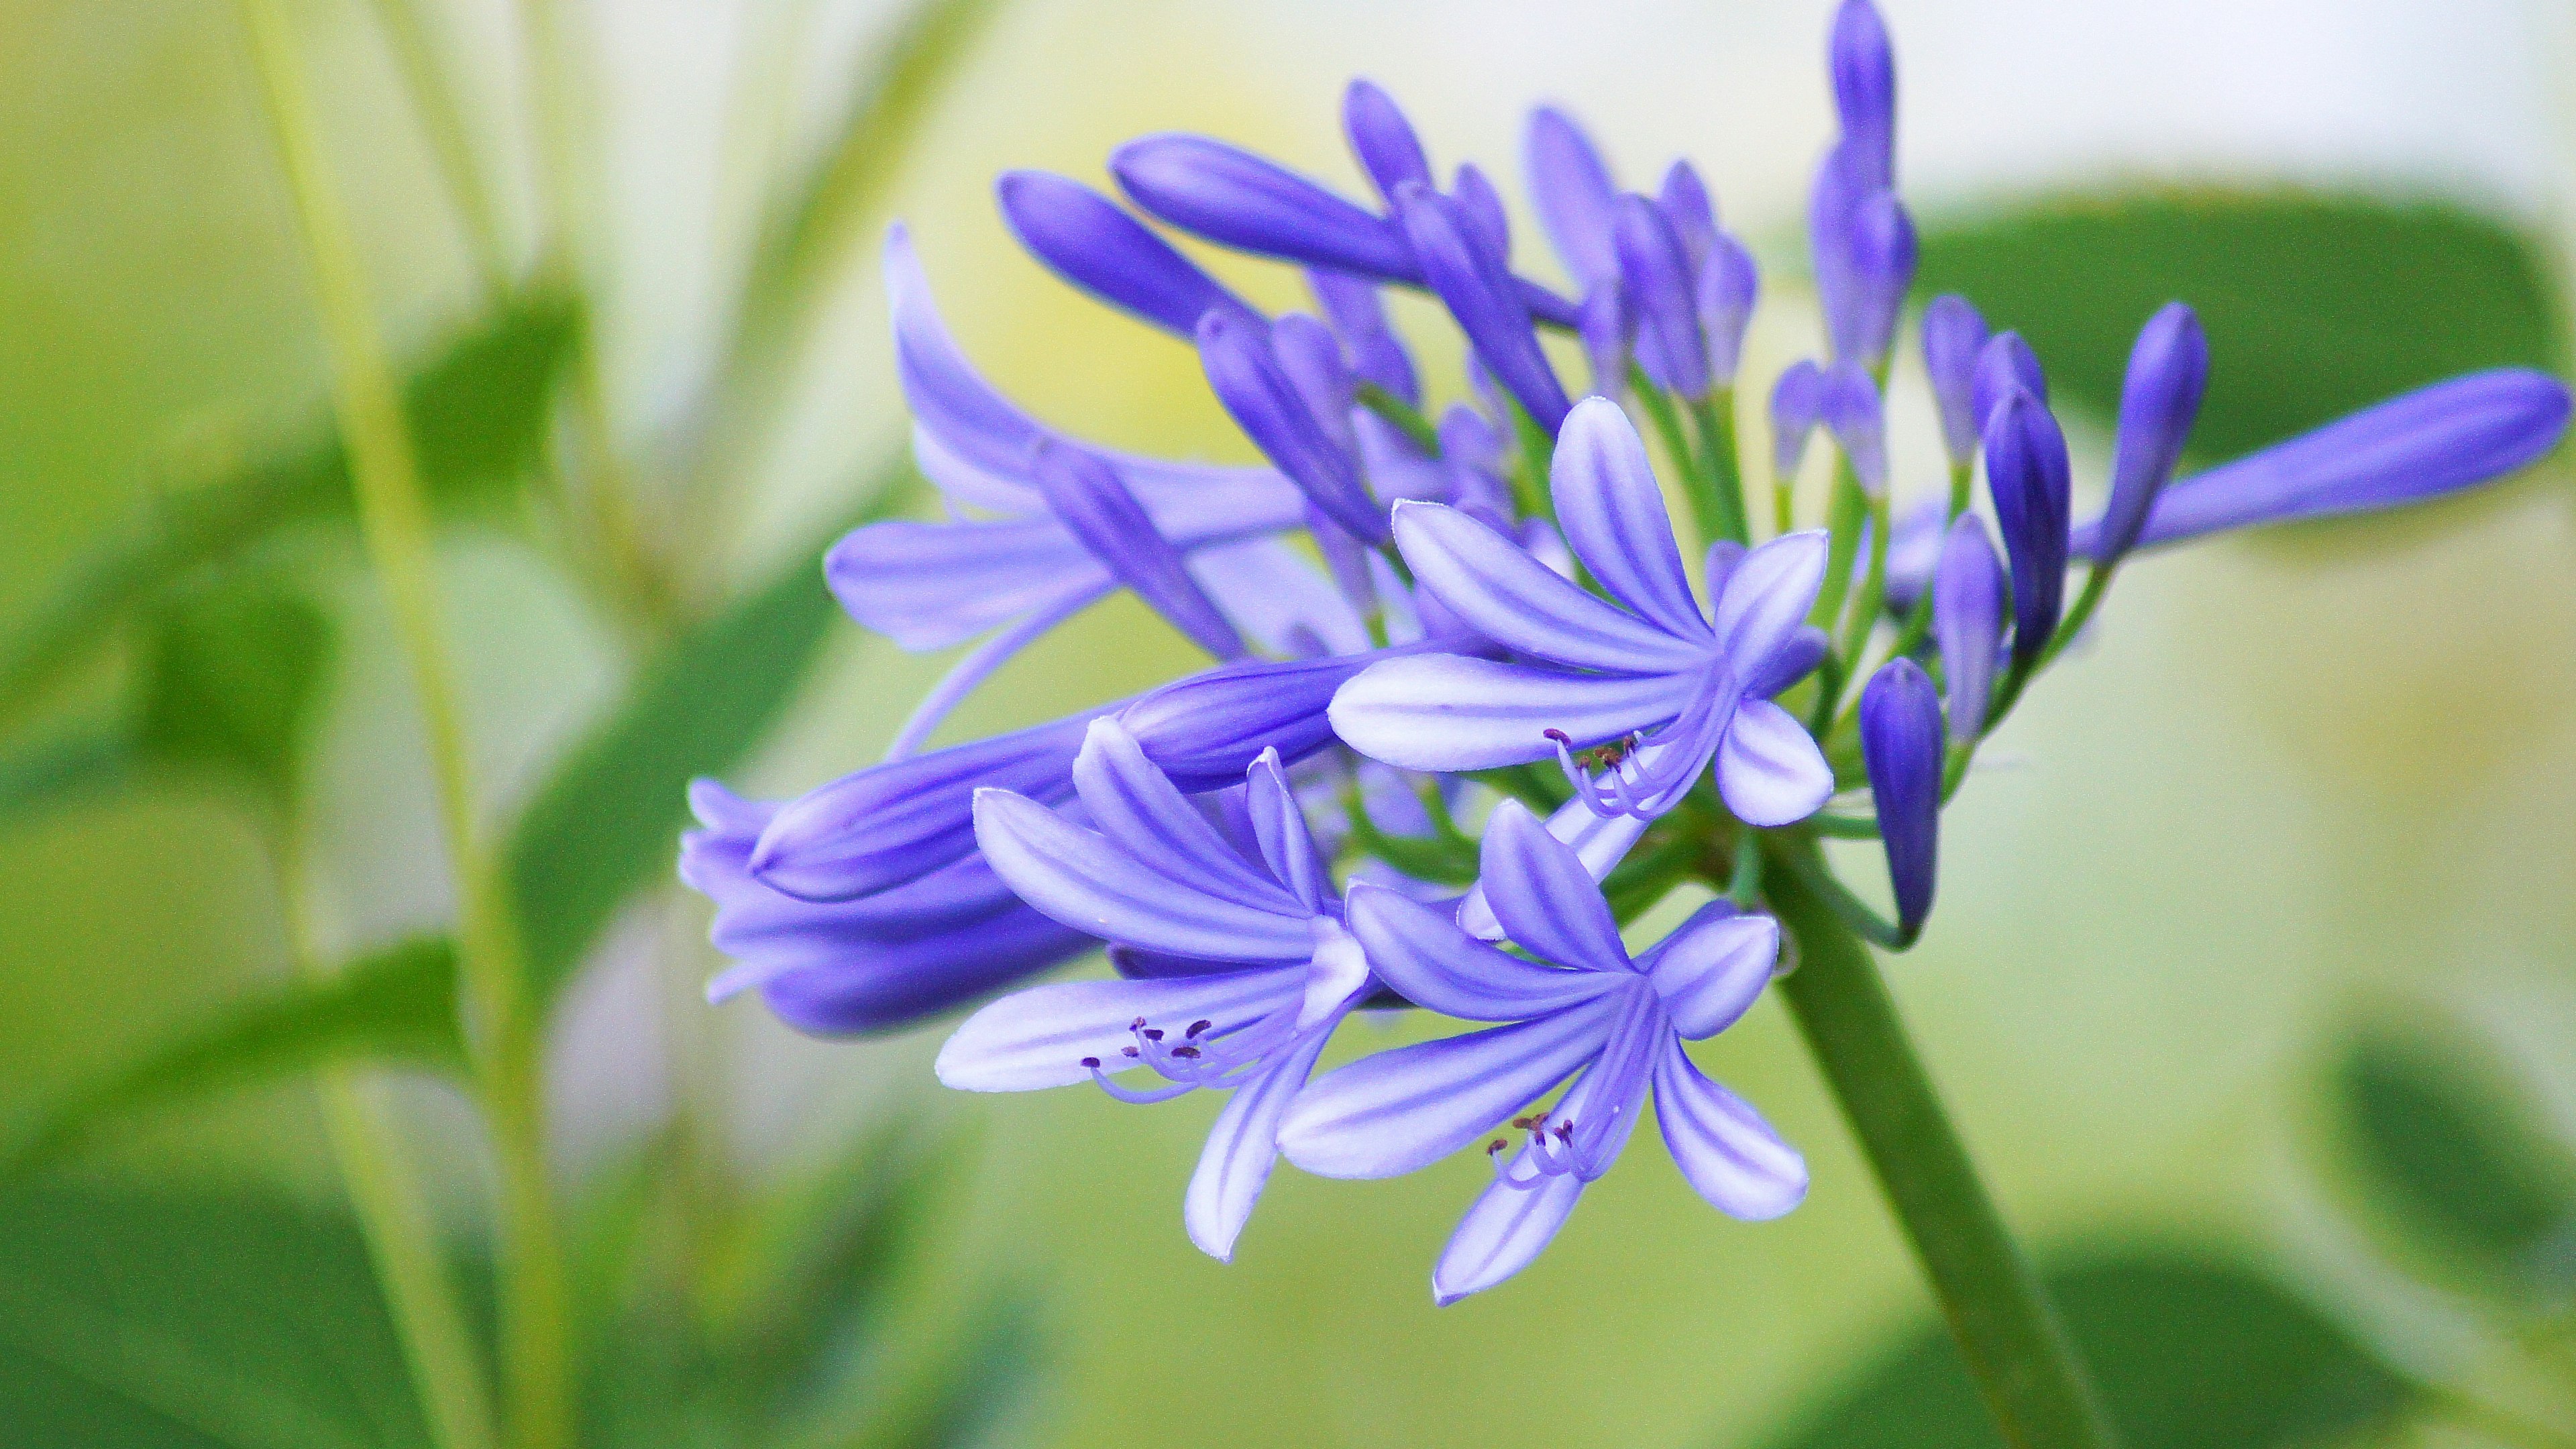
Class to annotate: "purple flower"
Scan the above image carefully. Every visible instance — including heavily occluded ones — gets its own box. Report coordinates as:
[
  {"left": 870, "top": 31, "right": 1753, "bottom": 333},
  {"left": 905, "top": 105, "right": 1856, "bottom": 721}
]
[
  {"left": 2094, "top": 303, "right": 2210, "bottom": 566},
  {"left": 1658, "top": 160, "right": 1719, "bottom": 268},
  {"left": 1699, "top": 232, "right": 1760, "bottom": 388},
  {"left": 1342, "top": 78, "right": 1432, "bottom": 205},
  {"left": 686, "top": 782, "right": 1095, "bottom": 1034},
  {"left": 940, "top": 720, "right": 1376, "bottom": 1259},
  {"left": 1858, "top": 658, "right": 1943, "bottom": 941},
  {"left": 1970, "top": 329, "right": 2046, "bottom": 439},
  {"left": 1820, "top": 362, "right": 1888, "bottom": 494},
  {"left": 1615, "top": 193, "right": 1710, "bottom": 398},
  {"left": 1112, "top": 133, "right": 1415, "bottom": 282},
  {"left": 1985, "top": 387, "right": 2071, "bottom": 670},
  {"left": 1523, "top": 105, "right": 1621, "bottom": 294},
  {"left": 1932, "top": 515, "right": 2006, "bottom": 741},
  {"left": 1307, "top": 268, "right": 1419, "bottom": 403},
  {"left": 1828, "top": 0, "right": 1897, "bottom": 191},
  {"left": 1394, "top": 181, "right": 1574, "bottom": 432},
  {"left": 1028, "top": 440, "right": 1248, "bottom": 660},
  {"left": 1279, "top": 801, "right": 1803, "bottom": 1302},
  {"left": 1921, "top": 293, "right": 1988, "bottom": 464},
  {"left": 1330, "top": 398, "right": 1833, "bottom": 827},
  {"left": 1578, "top": 280, "right": 1629, "bottom": 400},
  {"left": 996, "top": 171, "right": 1262, "bottom": 337},
  {"left": 1809, "top": 144, "right": 1915, "bottom": 368},
  {"left": 1198, "top": 308, "right": 1387, "bottom": 542},
  {"left": 1771, "top": 360, "right": 1829, "bottom": 480},
  {"left": 2072, "top": 368, "right": 2571, "bottom": 555}
]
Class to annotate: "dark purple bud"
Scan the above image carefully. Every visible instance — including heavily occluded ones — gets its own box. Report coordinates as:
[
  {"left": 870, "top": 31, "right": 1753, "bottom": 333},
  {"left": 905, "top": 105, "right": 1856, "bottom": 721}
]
[
  {"left": 997, "top": 171, "right": 1259, "bottom": 337},
  {"left": 1829, "top": 0, "right": 1897, "bottom": 191},
  {"left": 1770, "top": 359, "right": 1828, "bottom": 479},
  {"left": 1697, "top": 232, "right": 1760, "bottom": 387},
  {"left": 2093, "top": 302, "right": 2210, "bottom": 566},
  {"left": 1858, "top": 656, "right": 1942, "bottom": 941},
  {"left": 1970, "top": 330, "right": 2046, "bottom": 438},
  {"left": 1614, "top": 193, "right": 1709, "bottom": 397},
  {"left": 1819, "top": 362, "right": 1886, "bottom": 494},
  {"left": 1523, "top": 105, "right": 1621, "bottom": 290},
  {"left": 1658, "top": 159, "right": 1718, "bottom": 268},
  {"left": 1393, "top": 182, "right": 1572, "bottom": 433},
  {"left": 1197, "top": 309, "right": 1385, "bottom": 542},
  {"left": 2074, "top": 368, "right": 2572, "bottom": 555},
  {"left": 1112, "top": 133, "right": 1414, "bottom": 280},
  {"left": 1119, "top": 649, "right": 1409, "bottom": 791},
  {"left": 1028, "top": 441, "right": 1246, "bottom": 660},
  {"left": 1450, "top": 163, "right": 1512, "bottom": 263},
  {"left": 1920, "top": 293, "right": 1989, "bottom": 464},
  {"left": 1578, "top": 280, "right": 1629, "bottom": 400},
  {"left": 1307, "top": 269, "right": 1420, "bottom": 405},
  {"left": 1984, "top": 388, "right": 2072, "bottom": 669},
  {"left": 1342, "top": 78, "right": 1432, "bottom": 205},
  {"left": 1931, "top": 515, "right": 2005, "bottom": 741}
]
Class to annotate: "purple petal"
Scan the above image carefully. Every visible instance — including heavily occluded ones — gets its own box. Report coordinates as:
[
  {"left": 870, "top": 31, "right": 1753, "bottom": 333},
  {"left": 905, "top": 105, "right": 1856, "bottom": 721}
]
[
  {"left": 2079, "top": 368, "right": 2571, "bottom": 554},
  {"left": 1031, "top": 441, "right": 1246, "bottom": 659},
  {"left": 1715, "top": 699, "right": 1832, "bottom": 826},
  {"left": 1578, "top": 280, "right": 1630, "bottom": 400},
  {"left": 1654, "top": 1040, "right": 1807, "bottom": 1218},
  {"left": 1277, "top": 997, "right": 1621, "bottom": 1178},
  {"left": 750, "top": 710, "right": 1101, "bottom": 901},
  {"left": 1970, "top": 330, "right": 2047, "bottom": 439},
  {"left": 935, "top": 965, "right": 1303, "bottom": 1091},
  {"left": 1112, "top": 133, "right": 1414, "bottom": 279},
  {"left": 1346, "top": 883, "right": 1623, "bottom": 1021},
  {"left": 1985, "top": 387, "right": 2072, "bottom": 668},
  {"left": 1122, "top": 647, "right": 1413, "bottom": 791},
  {"left": 1243, "top": 747, "right": 1326, "bottom": 914},
  {"left": 1432, "top": 1159, "right": 1587, "bottom": 1305},
  {"left": 1185, "top": 1022, "right": 1338, "bottom": 1261},
  {"left": 1858, "top": 658, "right": 1945, "bottom": 936},
  {"left": 2094, "top": 301, "right": 2210, "bottom": 565},
  {"left": 1932, "top": 515, "right": 2005, "bottom": 740},
  {"left": 1330, "top": 653, "right": 1699, "bottom": 772},
  {"left": 1827, "top": 0, "right": 1897, "bottom": 191},
  {"left": 1612, "top": 193, "right": 1709, "bottom": 397},
  {"left": 826, "top": 516, "right": 1107, "bottom": 651},
  {"left": 1342, "top": 79, "right": 1432, "bottom": 206},
  {"left": 1657, "top": 160, "right": 1718, "bottom": 268},
  {"left": 972, "top": 789, "right": 1317, "bottom": 961},
  {"left": 1071, "top": 718, "right": 1303, "bottom": 913},
  {"left": 1189, "top": 536, "right": 1369, "bottom": 659},
  {"left": 1307, "top": 268, "right": 1419, "bottom": 404},
  {"left": 1743, "top": 624, "right": 1829, "bottom": 700},
  {"left": 1393, "top": 183, "right": 1573, "bottom": 433},
  {"left": 1711, "top": 529, "right": 1830, "bottom": 674},
  {"left": 1640, "top": 898, "right": 1778, "bottom": 1038},
  {"left": 1198, "top": 308, "right": 1387, "bottom": 543},
  {"left": 1523, "top": 105, "right": 1621, "bottom": 292},
  {"left": 1393, "top": 501, "right": 1707, "bottom": 674},
  {"left": 1551, "top": 398, "right": 1711, "bottom": 641},
  {"left": 996, "top": 170, "right": 1260, "bottom": 337},
  {"left": 1455, "top": 800, "right": 1651, "bottom": 941},
  {"left": 1819, "top": 362, "right": 1888, "bottom": 494},
  {"left": 1477, "top": 799, "right": 1633, "bottom": 971},
  {"left": 1450, "top": 162, "right": 1513, "bottom": 264},
  {"left": 1698, "top": 233, "right": 1760, "bottom": 387},
  {"left": 1770, "top": 360, "right": 1829, "bottom": 480},
  {"left": 1921, "top": 294, "right": 1990, "bottom": 464}
]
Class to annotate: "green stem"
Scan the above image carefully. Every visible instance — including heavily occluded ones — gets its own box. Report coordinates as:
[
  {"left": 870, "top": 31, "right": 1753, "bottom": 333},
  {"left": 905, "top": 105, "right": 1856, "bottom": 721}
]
[
  {"left": 1833, "top": 492, "right": 1892, "bottom": 677},
  {"left": 1686, "top": 389, "right": 1749, "bottom": 546},
  {"left": 1812, "top": 463, "right": 1868, "bottom": 629},
  {"left": 1356, "top": 381, "right": 1443, "bottom": 455},
  {"left": 364, "top": 0, "right": 511, "bottom": 292},
  {"left": 1629, "top": 374, "right": 1709, "bottom": 542},
  {"left": 1763, "top": 861, "right": 2119, "bottom": 1449},
  {"left": 236, "top": 11, "right": 572, "bottom": 1448},
  {"left": 2039, "top": 566, "right": 2112, "bottom": 670}
]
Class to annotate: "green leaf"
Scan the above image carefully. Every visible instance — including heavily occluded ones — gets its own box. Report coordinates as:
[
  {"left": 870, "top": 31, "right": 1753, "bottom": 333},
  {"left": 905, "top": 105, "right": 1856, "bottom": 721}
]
[
  {"left": 1916, "top": 190, "right": 2561, "bottom": 460},
  {"left": 1754, "top": 1246, "right": 2416, "bottom": 1449},
  {"left": 0, "top": 292, "right": 579, "bottom": 727},
  {"left": 133, "top": 571, "right": 335, "bottom": 804},
  {"left": 5, "top": 936, "right": 464, "bottom": 1175},
  {"left": 0, "top": 1180, "right": 441, "bottom": 1447},
  {"left": 2332, "top": 1025, "right": 2576, "bottom": 1309},
  {"left": 504, "top": 470, "right": 916, "bottom": 1008}
]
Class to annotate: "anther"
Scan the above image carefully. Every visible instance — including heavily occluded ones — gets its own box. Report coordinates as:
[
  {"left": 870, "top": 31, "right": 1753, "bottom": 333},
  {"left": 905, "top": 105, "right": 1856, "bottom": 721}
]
[
  {"left": 1122, "top": 1045, "right": 1141, "bottom": 1057},
  {"left": 1487, "top": 1139, "right": 1507, "bottom": 1155},
  {"left": 1186, "top": 1020, "right": 1213, "bottom": 1038},
  {"left": 1173, "top": 1045, "right": 1201, "bottom": 1059},
  {"left": 1080, "top": 1056, "right": 1102, "bottom": 1069},
  {"left": 1142, "top": 1028, "right": 1165, "bottom": 1041}
]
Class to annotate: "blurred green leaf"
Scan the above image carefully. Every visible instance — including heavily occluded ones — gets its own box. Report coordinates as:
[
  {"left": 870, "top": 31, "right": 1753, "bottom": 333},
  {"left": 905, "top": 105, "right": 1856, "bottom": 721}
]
[
  {"left": 795, "top": 1287, "right": 1045, "bottom": 1449},
  {"left": 505, "top": 470, "right": 915, "bottom": 1008},
  {"left": 0, "top": 1180, "right": 439, "bottom": 1447},
  {"left": 1754, "top": 1246, "right": 2416, "bottom": 1449},
  {"left": 133, "top": 571, "right": 335, "bottom": 805},
  {"left": 0, "top": 292, "right": 578, "bottom": 727},
  {"left": 2333, "top": 1026, "right": 2576, "bottom": 1309},
  {"left": 7, "top": 936, "right": 463, "bottom": 1175},
  {"left": 1917, "top": 191, "right": 2561, "bottom": 460}
]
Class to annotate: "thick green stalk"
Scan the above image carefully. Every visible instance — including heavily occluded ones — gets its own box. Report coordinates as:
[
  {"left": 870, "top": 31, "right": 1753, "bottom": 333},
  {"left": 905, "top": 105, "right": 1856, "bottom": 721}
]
[
  {"left": 236, "top": 10, "right": 572, "bottom": 1448},
  {"left": 1763, "top": 862, "right": 2119, "bottom": 1449},
  {"left": 1686, "top": 390, "right": 1748, "bottom": 545}
]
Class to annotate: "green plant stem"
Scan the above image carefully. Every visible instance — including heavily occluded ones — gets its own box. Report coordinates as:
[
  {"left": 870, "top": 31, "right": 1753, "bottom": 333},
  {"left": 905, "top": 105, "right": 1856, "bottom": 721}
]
[
  {"left": 1630, "top": 376, "right": 1708, "bottom": 535},
  {"left": 364, "top": 0, "right": 510, "bottom": 292},
  {"left": 1356, "top": 381, "right": 1443, "bottom": 455},
  {"left": 1812, "top": 463, "right": 1868, "bottom": 630},
  {"left": 1834, "top": 492, "right": 1892, "bottom": 676},
  {"left": 1686, "top": 389, "right": 1748, "bottom": 545},
  {"left": 236, "top": 10, "right": 572, "bottom": 1448},
  {"left": 1762, "top": 861, "right": 2119, "bottom": 1449}
]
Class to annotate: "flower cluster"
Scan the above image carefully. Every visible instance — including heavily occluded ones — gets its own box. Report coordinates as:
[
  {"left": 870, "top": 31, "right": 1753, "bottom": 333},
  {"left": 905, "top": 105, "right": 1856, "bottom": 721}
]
[{"left": 683, "top": 0, "right": 2570, "bottom": 1299}]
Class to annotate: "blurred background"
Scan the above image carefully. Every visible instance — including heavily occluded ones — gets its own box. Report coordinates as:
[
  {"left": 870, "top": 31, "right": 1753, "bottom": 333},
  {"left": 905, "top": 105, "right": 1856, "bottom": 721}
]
[{"left": 5, "top": 0, "right": 2576, "bottom": 1445}]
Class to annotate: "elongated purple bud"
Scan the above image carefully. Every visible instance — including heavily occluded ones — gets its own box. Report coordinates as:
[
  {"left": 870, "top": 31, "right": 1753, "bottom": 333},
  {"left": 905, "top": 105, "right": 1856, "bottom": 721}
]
[
  {"left": 1921, "top": 293, "right": 1989, "bottom": 464},
  {"left": 1579, "top": 280, "right": 1629, "bottom": 399},
  {"left": 1119, "top": 649, "right": 1411, "bottom": 791},
  {"left": 1113, "top": 134, "right": 1415, "bottom": 282},
  {"left": 1197, "top": 309, "right": 1385, "bottom": 542},
  {"left": 1394, "top": 182, "right": 1572, "bottom": 432},
  {"left": 1343, "top": 78, "right": 1432, "bottom": 205},
  {"left": 1931, "top": 515, "right": 2005, "bottom": 741},
  {"left": 1771, "top": 359, "right": 1828, "bottom": 479},
  {"left": 1271, "top": 311, "right": 1360, "bottom": 451},
  {"left": 1452, "top": 162, "right": 1512, "bottom": 264},
  {"left": 1615, "top": 193, "right": 1709, "bottom": 397},
  {"left": 1984, "top": 388, "right": 2072, "bottom": 669},
  {"left": 1809, "top": 146, "right": 1915, "bottom": 366},
  {"left": 1658, "top": 159, "right": 1718, "bottom": 268},
  {"left": 1030, "top": 441, "right": 1246, "bottom": 660},
  {"left": 1859, "top": 656, "right": 1942, "bottom": 941},
  {"left": 1698, "top": 233, "right": 1759, "bottom": 388},
  {"left": 1829, "top": 0, "right": 1897, "bottom": 191},
  {"left": 1306, "top": 269, "right": 1419, "bottom": 404},
  {"left": 2093, "top": 302, "right": 2210, "bottom": 566},
  {"left": 2075, "top": 368, "right": 2572, "bottom": 555},
  {"left": 1820, "top": 362, "right": 1886, "bottom": 494},
  {"left": 1970, "top": 330, "right": 2046, "bottom": 437},
  {"left": 1524, "top": 105, "right": 1621, "bottom": 291},
  {"left": 997, "top": 171, "right": 1258, "bottom": 337}
]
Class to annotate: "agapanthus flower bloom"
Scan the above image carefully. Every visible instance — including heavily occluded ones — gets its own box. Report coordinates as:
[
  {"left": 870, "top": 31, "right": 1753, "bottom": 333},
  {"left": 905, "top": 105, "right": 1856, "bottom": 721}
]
[{"left": 1281, "top": 802, "right": 1803, "bottom": 1302}]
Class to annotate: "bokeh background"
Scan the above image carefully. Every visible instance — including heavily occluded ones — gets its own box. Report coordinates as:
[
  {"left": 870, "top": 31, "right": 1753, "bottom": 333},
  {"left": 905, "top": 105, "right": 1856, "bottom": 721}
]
[{"left": 5, "top": 0, "right": 2576, "bottom": 1446}]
